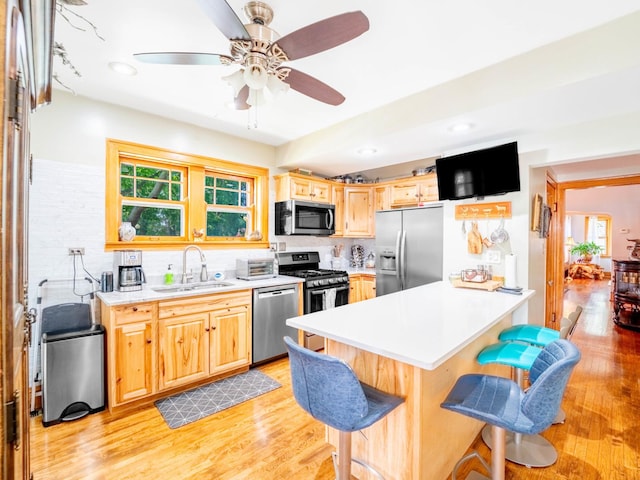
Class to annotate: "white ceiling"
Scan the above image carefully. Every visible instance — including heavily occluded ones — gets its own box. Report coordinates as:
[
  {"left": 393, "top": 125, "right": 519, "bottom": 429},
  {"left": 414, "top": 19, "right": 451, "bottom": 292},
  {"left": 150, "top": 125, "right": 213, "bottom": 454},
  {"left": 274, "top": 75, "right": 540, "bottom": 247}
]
[{"left": 52, "top": 1, "right": 640, "bottom": 178}]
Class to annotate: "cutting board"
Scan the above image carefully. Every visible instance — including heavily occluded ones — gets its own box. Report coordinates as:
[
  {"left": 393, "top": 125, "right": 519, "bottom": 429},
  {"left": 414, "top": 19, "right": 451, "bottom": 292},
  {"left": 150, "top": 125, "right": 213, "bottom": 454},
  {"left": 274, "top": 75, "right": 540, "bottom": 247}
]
[{"left": 452, "top": 279, "right": 503, "bottom": 292}]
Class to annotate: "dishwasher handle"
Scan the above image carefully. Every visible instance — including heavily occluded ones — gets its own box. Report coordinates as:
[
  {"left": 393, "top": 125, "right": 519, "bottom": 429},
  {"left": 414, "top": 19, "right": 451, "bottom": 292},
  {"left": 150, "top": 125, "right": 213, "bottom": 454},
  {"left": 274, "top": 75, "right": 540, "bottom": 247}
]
[{"left": 257, "top": 287, "right": 297, "bottom": 299}]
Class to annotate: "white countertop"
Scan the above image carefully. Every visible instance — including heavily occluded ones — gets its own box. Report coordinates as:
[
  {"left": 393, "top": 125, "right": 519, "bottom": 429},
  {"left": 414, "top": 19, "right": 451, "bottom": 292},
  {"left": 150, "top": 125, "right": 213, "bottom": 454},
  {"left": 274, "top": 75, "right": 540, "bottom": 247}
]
[
  {"left": 97, "top": 275, "right": 304, "bottom": 306},
  {"left": 286, "top": 281, "right": 534, "bottom": 370}
]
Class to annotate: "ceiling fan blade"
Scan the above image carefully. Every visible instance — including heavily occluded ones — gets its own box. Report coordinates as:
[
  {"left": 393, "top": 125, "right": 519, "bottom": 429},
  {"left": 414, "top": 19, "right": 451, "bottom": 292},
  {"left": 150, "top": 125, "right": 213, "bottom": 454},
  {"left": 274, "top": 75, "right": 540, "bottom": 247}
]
[
  {"left": 234, "top": 85, "right": 250, "bottom": 110},
  {"left": 134, "top": 52, "right": 232, "bottom": 66},
  {"left": 273, "top": 11, "right": 369, "bottom": 61},
  {"left": 282, "top": 68, "right": 345, "bottom": 106},
  {"left": 195, "top": 0, "right": 251, "bottom": 40}
]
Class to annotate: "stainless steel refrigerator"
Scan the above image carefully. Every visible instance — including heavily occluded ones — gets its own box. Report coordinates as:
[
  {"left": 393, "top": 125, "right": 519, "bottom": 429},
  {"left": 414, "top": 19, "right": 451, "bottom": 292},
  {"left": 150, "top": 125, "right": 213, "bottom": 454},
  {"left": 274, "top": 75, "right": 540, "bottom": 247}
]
[{"left": 375, "top": 205, "right": 443, "bottom": 296}]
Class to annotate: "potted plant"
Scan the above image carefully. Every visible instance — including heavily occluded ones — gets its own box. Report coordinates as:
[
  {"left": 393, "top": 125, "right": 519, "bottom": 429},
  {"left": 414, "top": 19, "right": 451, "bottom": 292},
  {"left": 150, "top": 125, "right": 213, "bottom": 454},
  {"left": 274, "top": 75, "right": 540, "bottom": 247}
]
[{"left": 570, "top": 241, "right": 602, "bottom": 263}]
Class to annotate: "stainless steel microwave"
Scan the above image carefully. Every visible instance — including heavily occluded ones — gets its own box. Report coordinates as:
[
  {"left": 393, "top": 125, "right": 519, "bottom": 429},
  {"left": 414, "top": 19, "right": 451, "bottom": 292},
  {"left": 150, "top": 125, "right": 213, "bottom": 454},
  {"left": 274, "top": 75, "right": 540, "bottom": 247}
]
[{"left": 275, "top": 200, "right": 335, "bottom": 236}]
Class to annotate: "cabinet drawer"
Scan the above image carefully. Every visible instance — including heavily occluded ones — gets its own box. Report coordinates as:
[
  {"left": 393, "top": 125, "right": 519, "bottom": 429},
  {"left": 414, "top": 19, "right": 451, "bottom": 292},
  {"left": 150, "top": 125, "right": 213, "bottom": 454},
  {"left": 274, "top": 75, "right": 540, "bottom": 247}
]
[
  {"left": 159, "top": 289, "right": 252, "bottom": 319},
  {"left": 113, "top": 303, "right": 155, "bottom": 325}
]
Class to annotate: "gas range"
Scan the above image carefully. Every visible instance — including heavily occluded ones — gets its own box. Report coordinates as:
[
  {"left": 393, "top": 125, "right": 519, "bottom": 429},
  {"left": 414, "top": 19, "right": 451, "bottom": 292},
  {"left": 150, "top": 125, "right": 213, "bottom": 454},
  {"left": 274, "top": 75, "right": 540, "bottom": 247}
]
[{"left": 277, "top": 251, "right": 349, "bottom": 286}]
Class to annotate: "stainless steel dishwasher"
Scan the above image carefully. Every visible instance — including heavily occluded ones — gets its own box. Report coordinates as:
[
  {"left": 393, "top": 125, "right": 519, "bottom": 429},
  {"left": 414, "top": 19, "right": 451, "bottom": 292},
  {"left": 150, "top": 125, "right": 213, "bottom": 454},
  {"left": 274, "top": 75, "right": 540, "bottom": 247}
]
[{"left": 252, "top": 283, "right": 300, "bottom": 365}]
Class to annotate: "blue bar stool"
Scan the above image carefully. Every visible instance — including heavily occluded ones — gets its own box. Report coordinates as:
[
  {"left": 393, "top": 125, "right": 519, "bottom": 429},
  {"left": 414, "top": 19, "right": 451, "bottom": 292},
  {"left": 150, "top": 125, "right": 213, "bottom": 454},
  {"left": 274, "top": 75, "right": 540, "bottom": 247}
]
[
  {"left": 284, "top": 336, "right": 404, "bottom": 480},
  {"left": 441, "top": 339, "right": 581, "bottom": 480},
  {"left": 474, "top": 306, "right": 582, "bottom": 467}
]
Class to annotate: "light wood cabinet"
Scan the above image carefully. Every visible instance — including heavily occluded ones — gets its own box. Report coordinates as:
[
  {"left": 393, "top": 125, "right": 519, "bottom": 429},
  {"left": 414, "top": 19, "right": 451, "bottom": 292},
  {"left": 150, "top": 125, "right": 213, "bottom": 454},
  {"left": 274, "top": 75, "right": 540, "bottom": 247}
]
[
  {"left": 331, "top": 184, "right": 345, "bottom": 237},
  {"left": 349, "top": 274, "right": 376, "bottom": 303},
  {"left": 158, "top": 312, "right": 209, "bottom": 390},
  {"left": 159, "top": 290, "right": 252, "bottom": 388},
  {"left": 389, "top": 173, "right": 438, "bottom": 207},
  {"left": 274, "top": 173, "right": 331, "bottom": 203},
  {"left": 209, "top": 305, "right": 251, "bottom": 374},
  {"left": 102, "top": 289, "right": 252, "bottom": 411},
  {"left": 104, "top": 302, "right": 157, "bottom": 407},
  {"left": 374, "top": 185, "right": 390, "bottom": 211},
  {"left": 344, "top": 187, "right": 374, "bottom": 238}
]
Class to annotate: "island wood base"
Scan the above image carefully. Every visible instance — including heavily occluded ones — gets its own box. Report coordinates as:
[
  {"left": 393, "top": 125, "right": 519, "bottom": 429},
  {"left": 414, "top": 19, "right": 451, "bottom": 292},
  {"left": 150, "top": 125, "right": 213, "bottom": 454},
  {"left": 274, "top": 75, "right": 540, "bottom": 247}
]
[{"left": 325, "top": 316, "right": 511, "bottom": 480}]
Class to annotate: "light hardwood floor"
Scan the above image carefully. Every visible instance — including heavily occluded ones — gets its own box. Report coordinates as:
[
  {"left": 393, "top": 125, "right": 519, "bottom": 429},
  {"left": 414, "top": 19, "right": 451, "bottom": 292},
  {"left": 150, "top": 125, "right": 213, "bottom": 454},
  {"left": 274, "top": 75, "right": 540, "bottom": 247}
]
[{"left": 30, "top": 279, "right": 639, "bottom": 479}]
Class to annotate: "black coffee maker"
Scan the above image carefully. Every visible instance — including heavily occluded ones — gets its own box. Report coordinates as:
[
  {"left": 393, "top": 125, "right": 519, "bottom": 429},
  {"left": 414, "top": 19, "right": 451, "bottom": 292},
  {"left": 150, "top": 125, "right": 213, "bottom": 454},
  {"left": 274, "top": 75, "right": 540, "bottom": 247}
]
[{"left": 113, "top": 250, "right": 145, "bottom": 291}]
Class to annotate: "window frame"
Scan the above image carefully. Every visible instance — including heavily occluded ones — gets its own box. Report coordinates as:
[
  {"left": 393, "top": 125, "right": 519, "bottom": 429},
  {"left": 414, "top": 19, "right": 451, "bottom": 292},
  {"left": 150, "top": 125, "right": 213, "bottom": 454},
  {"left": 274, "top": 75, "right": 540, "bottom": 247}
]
[
  {"left": 106, "top": 139, "right": 269, "bottom": 250},
  {"left": 584, "top": 214, "right": 612, "bottom": 258}
]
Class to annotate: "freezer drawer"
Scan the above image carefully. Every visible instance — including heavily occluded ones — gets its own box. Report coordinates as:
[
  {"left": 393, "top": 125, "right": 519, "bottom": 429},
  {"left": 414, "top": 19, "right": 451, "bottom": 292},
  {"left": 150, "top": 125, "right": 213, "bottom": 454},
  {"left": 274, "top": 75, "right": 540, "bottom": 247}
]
[{"left": 41, "top": 324, "right": 106, "bottom": 426}]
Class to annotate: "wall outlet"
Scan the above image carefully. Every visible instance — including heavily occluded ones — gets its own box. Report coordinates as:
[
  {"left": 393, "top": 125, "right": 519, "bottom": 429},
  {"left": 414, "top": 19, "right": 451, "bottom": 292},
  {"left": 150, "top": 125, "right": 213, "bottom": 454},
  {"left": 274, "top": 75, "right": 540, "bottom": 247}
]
[
  {"left": 68, "top": 247, "right": 85, "bottom": 255},
  {"left": 270, "top": 242, "right": 277, "bottom": 252},
  {"left": 278, "top": 242, "right": 286, "bottom": 252},
  {"left": 484, "top": 250, "right": 501, "bottom": 264}
]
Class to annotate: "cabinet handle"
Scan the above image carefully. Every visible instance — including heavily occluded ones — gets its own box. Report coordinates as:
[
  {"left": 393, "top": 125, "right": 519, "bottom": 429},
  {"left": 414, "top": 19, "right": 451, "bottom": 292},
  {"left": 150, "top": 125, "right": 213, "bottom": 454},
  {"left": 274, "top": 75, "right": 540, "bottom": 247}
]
[
  {"left": 205, "top": 327, "right": 210, "bottom": 332},
  {"left": 177, "top": 337, "right": 183, "bottom": 344},
  {"left": 146, "top": 338, "right": 152, "bottom": 344},
  {"left": 211, "top": 326, "right": 216, "bottom": 330},
  {"left": 132, "top": 307, "right": 138, "bottom": 312}
]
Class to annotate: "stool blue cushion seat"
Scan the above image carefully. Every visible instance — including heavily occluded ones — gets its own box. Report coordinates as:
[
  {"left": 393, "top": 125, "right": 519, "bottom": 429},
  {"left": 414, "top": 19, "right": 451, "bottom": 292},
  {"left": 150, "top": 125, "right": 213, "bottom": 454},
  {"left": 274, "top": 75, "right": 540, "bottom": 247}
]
[
  {"left": 442, "top": 339, "right": 581, "bottom": 436},
  {"left": 477, "top": 342, "right": 542, "bottom": 371},
  {"left": 498, "top": 325, "right": 559, "bottom": 347},
  {"left": 284, "top": 335, "right": 403, "bottom": 432}
]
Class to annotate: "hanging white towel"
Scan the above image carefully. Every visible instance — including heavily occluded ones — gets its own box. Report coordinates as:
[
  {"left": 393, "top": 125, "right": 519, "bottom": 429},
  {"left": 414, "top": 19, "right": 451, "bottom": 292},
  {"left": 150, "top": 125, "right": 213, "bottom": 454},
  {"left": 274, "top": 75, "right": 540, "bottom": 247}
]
[{"left": 323, "top": 288, "right": 337, "bottom": 310}]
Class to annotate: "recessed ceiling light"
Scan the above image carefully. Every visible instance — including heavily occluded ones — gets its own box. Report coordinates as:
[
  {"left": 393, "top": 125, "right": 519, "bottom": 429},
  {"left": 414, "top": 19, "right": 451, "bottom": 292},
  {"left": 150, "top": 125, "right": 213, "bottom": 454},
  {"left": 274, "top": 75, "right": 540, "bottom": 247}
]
[
  {"left": 357, "top": 147, "right": 377, "bottom": 156},
  {"left": 109, "top": 62, "right": 138, "bottom": 76},
  {"left": 449, "top": 122, "right": 474, "bottom": 133}
]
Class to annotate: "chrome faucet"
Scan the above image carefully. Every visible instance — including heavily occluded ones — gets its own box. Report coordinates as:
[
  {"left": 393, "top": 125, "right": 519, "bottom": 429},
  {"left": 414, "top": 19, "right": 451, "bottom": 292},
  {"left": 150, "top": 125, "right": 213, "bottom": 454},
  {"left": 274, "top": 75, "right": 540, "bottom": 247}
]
[{"left": 182, "top": 245, "right": 208, "bottom": 283}]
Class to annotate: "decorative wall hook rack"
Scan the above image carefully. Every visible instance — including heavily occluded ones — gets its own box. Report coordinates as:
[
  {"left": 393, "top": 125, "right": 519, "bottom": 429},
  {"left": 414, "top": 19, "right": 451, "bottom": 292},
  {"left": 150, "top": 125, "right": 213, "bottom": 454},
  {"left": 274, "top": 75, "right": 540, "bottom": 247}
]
[{"left": 455, "top": 201, "right": 512, "bottom": 220}]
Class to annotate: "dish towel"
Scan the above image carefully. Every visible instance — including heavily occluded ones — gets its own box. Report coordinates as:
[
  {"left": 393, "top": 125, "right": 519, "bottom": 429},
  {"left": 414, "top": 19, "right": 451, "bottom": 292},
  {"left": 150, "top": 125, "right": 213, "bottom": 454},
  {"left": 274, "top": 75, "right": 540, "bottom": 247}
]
[{"left": 323, "top": 288, "right": 337, "bottom": 310}]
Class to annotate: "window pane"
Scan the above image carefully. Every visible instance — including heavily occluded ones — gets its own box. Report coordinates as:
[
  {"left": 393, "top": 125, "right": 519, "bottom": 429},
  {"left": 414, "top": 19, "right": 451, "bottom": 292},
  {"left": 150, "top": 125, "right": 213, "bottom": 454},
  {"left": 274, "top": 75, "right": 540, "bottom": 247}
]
[
  {"left": 136, "top": 165, "right": 169, "bottom": 180},
  {"left": 171, "top": 184, "right": 181, "bottom": 201},
  {"left": 216, "top": 178, "right": 239, "bottom": 190},
  {"left": 171, "top": 171, "right": 182, "bottom": 182},
  {"left": 136, "top": 179, "right": 169, "bottom": 200},
  {"left": 204, "top": 188, "right": 214, "bottom": 204},
  {"left": 123, "top": 205, "right": 182, "bottom": 237},
  {"left": 121, "top": 163, "right": 134, "bottom": 176},
  {"left": 215, "top": 190, "right": 239, "bottom": 206},
  {"left": 240, "top": 192, "right": 247, "bottom": 207},
  {"left": 207, "top": 211, "right": 247, "bottom": 237},
  {"left": 120, "top": 177, "right": 134, "bottom": 197},
  {"left": 205, "top": 176, "right": 215, "bottom": 187}
]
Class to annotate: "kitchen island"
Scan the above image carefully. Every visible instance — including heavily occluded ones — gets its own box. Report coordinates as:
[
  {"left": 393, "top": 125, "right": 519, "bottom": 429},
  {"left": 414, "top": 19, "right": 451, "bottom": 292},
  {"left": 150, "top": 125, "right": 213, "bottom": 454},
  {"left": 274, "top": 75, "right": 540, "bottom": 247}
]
[{"left": 287, "top": 281, "right": 534, "bottom": 480}]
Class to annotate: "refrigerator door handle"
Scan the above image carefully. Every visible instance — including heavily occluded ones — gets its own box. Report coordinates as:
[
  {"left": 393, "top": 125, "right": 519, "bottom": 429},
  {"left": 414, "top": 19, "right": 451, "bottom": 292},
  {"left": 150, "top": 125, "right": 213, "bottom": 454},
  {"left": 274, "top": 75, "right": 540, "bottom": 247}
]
[
  {"left": 399, "top": 230, "right": 407, "bottom": 289},
  {"left": 394, "top": 230, "right": 402, "bottom": 281}
]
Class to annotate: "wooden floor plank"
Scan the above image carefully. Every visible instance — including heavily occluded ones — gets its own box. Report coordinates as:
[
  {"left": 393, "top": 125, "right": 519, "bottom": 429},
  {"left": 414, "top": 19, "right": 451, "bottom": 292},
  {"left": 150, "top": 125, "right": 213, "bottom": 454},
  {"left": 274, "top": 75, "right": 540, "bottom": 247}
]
[{"left": 29, "top": 279, "right": 640, "bottom": 480}]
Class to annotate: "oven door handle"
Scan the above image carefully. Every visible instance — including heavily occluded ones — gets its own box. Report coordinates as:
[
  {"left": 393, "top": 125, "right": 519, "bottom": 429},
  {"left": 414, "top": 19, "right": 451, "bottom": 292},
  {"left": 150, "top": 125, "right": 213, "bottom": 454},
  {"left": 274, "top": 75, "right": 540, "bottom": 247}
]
[{"left": 308, "top": 284, "right": 349, "bottom": 295}]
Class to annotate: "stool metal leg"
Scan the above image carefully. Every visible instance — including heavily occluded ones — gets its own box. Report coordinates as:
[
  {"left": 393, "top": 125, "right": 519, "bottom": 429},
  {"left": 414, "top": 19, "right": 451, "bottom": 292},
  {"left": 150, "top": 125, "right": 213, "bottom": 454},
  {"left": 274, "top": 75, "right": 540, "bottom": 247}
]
[{"left": 332, "top": 430, "right": 387, "bottom": 480}]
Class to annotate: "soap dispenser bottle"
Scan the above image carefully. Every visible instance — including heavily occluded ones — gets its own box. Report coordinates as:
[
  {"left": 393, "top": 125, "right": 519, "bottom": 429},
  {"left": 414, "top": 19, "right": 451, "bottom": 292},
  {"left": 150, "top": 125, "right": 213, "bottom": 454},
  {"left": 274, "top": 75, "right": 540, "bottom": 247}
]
[{"left": 164, "top": 264, "right": 174, "bottom": 285}]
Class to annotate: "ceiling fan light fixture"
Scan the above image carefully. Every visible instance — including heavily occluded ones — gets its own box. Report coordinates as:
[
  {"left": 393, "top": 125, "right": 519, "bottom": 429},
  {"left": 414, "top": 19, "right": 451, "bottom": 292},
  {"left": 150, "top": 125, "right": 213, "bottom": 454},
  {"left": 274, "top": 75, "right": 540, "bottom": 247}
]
[
  {"left": 266, "top": 73, "right": 289, "bottom": 97},
  {"left": 243, "top": 63, "right": 268, "bottom": 90},
  {"left": 247, "top": 88, "right": 267, "bottom": 107},
  {"left": 222, "top": 69, "right": 246, "bottom": 96}
]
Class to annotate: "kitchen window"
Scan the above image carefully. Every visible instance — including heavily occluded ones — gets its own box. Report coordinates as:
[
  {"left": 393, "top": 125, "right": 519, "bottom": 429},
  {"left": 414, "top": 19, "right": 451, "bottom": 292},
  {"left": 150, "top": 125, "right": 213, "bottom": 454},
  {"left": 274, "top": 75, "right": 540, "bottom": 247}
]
[{"left": 106, "top": 139, "right": 269, "bottom": 249}]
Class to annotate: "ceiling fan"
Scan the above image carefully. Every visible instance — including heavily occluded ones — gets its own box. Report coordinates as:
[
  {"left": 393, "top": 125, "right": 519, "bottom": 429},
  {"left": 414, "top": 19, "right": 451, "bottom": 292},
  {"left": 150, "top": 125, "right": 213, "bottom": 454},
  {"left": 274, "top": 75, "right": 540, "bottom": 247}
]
[{"left": 134, "top": 0, "right": 369, "bottom": 110}]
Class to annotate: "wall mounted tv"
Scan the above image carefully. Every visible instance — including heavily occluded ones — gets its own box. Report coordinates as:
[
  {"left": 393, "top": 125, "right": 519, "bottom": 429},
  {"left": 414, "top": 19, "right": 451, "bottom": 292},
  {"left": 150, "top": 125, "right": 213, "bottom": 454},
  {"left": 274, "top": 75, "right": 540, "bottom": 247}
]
[{"left": 435, "top": 141, "right": 520, "bottom": 201}]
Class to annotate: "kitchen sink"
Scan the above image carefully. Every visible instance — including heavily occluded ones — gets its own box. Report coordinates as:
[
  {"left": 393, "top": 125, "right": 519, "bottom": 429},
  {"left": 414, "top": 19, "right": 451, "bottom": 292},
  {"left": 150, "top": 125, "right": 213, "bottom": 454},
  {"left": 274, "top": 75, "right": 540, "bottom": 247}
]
[{"left": 151, "top": 281, "right": 234, "bottom": 293}]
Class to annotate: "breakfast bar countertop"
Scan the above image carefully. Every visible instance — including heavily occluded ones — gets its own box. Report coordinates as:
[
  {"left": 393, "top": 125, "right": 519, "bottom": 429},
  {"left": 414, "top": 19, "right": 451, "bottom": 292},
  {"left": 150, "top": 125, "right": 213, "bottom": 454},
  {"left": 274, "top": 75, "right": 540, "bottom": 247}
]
[{"left": 287, "top": 280, "right": 535, "bottom": 370}]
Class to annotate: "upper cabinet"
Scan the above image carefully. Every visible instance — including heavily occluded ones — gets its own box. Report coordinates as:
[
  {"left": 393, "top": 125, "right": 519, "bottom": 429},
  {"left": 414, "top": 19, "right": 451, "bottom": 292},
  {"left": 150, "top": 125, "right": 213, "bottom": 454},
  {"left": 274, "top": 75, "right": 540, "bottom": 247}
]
[
  {"left": 343, "top": 187, "right": 374, "bottom": 238},
  {"left": 389, "top": 173, "right": 438, "bottom": 208},
  {"left": 275, "top": 173, "right": 331, "bottom": 203}
]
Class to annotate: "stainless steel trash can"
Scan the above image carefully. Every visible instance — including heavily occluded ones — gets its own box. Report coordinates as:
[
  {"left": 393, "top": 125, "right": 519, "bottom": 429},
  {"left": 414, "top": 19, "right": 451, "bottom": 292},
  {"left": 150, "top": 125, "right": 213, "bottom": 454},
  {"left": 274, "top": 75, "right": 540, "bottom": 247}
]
[{"left": 41, "top": 303, "right": 105, "bottom": 427}]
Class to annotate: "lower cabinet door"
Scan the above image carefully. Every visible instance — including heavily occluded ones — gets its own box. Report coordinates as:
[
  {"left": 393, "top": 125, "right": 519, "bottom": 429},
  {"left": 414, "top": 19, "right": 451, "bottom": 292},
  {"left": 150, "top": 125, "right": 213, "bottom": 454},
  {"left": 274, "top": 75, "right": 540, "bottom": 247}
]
[
  {"left": 115, "top": 321, "right": 155, "bottom": 404},
  {"left": 159, "top": 312, "right": 209, "bottom": 390},
  {"left": 209, "top": 305, "right": 251, "bottom": 375}
]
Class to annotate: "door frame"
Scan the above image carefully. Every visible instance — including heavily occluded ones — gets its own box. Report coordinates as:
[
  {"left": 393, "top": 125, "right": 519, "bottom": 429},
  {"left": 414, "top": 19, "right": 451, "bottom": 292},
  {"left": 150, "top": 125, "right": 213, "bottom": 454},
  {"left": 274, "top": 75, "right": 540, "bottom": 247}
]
[{"left": 550, "top": 173, "right": 640, "bottom": 322}]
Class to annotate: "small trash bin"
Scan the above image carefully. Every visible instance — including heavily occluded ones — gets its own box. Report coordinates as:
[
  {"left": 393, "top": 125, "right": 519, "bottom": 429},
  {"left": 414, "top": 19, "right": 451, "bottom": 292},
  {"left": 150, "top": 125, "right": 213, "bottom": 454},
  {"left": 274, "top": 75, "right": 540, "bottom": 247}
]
[{"left": 41, "top": 303, "right": 105, "bottom": 427}]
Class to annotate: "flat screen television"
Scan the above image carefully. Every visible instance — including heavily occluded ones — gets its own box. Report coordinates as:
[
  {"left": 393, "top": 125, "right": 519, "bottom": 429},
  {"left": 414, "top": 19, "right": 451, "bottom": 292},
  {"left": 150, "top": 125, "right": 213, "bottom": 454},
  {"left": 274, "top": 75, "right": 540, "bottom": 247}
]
[{"left": 435, "top": 141, "right": 520, "bottom": 201}]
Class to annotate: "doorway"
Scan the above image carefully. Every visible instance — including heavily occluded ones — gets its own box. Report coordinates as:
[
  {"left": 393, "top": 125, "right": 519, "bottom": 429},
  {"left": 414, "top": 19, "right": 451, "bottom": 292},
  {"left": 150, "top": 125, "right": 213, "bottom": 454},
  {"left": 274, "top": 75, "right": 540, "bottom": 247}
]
[{"left": 551, "top": 174, "right": 640, "bottom": 321}]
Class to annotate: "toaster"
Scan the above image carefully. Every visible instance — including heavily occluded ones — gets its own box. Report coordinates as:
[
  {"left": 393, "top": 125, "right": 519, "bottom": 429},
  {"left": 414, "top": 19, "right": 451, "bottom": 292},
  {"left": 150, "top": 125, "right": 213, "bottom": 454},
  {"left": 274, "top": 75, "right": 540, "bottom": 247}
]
[{"left": 236, "top": 258, "right": 276, "bottom": 280}]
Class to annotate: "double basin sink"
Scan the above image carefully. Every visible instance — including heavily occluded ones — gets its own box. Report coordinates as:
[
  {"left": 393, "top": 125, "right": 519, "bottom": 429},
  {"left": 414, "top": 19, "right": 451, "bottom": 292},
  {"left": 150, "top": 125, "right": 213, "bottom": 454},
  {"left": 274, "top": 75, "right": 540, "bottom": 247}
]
[{"left": 151, "top": 280, "right": 234, "bottom": 294}]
